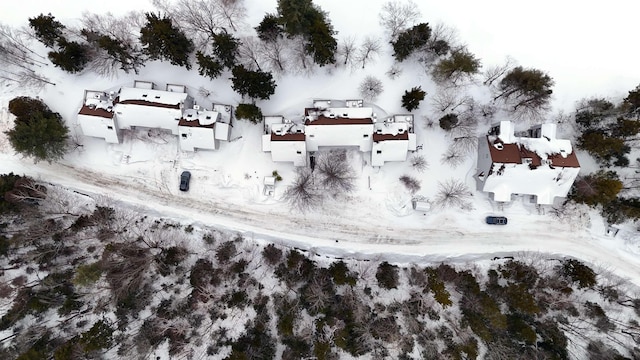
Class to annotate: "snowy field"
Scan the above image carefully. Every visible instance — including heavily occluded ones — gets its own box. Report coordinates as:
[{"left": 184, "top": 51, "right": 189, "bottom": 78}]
[{"left": 1, "top": 0, "right": 640, "bottom": 285}]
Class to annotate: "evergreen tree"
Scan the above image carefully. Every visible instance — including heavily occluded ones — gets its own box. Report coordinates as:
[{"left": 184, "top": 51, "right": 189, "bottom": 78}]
[
  {"left": 391, "top": 23, "right": 431, "bottom": 62},
  {"left": 211, "top": 32, "right": 240, "bottom": 69},
  {"left": 231, "top": 65, "right": 277, "bottom": 101},
  {"left": 196, "top": 51, "right": 224, "bottom": 80},
  {"left": 277, "top": 0, "right": 315, "bottom": 36},
  {"left": 623, "top": 84, "right": 640, "bottom": 113},
  {"left": 277, "top": 0, "right": 337, "bottom": 66},
  {"left": 570, "top": 170, "right": 622, "bottom": 206},
  {"left": 577, "top": 130, "right": 629, "bottom": 165},
  {"left": 28, "top": 13, "right": 65, "bottom": 48},
  {"left": 256, "top": 14, "right": 284, "bottom": 43},
  {"left": 439, "top": 113, "right": 459, "bottom": 131},
  {"left": 496, "top": 66, "right": 554, "bottom": 111},
  {"left": 235, "top": 103, "right": 263, "bottom": 124},
  {"left": 433, "top": 48, "right": 481, "bottom": 83},
  {"left": 47, "top": 38, "right": 90, "bottom": 73},
  {"left": 6, "top": 97, "right": 69, "bottom": 163},
  {"left": 305, "top": 15, "right": 337, "bottom": 66},
  {"left": 401, "top": 86, "right": 426, "bottom": 112},
  {"left": 139, "top": 13, "right": 194, "bottom": 69},
  {"left": 94, "top": 33, "right": 143, "bottom": 74}
]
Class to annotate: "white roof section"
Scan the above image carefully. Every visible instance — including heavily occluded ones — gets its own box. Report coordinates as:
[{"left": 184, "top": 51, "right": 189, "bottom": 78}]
[
  {"left": 118, "top": 87, "right": 189, "bottom": 106},
  {"left": 182, "top": 109, "right": 220, "bottom": 126},
  {"left": 483, "top": 163, "right": 580, "bottom": 205},
  {"left": 498, "top": 121, "right": 515, "bottom": 143}
]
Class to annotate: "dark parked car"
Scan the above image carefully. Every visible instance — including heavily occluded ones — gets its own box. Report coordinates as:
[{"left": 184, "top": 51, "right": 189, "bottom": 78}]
[
  {"left": 486, "top": 216, "right": 507, "bottom": 225},
  {"left": 179, "top": 171, "right": 191, "bottom": 191}
]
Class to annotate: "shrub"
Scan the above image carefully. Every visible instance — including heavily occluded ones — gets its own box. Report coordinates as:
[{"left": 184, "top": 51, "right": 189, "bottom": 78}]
[
  {"left": 73, "top": 262, "right": 102, "bottom": 286},
  {"left": 376, "top": 261, "right": 399, "bottom": 289},
  {"left": 401, "top": 86, "right": 426, "bottom": 112},
  {"left": 80, "top": 320, "right": 114, "bottom": 352},
  {"left": 328, "top": 260, "right": 357, "bottom": 286},
  {"left": 235, "top": 103, "right": 263, "bottom": 124},
  {"left": 439, "top": 113, "right": 459, "bottom": 131},
  {"left": 262, "top": 243, "right": 283, "bottom": 266},
  {"left": 399, "top": 175, "right": 421, "bottom": 194},
  {"left": 216, "top": 241, "right": 237, "bottom": 264}
]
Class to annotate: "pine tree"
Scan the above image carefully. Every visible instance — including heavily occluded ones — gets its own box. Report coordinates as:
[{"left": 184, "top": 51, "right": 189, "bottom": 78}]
[
  {"left": 256, "top": 14, "right": 284, "bottom": 43},
  {"left": 401, "top": 86, "right": 426, "bottom": 112},
  {"left": 570, "top": 170, "right": 622, "bottom": 206},
  {"left": 235, "top": 103, "right": 263, "bottom": 124},
  {"left": 196, "top": 51, "right": 224, "bottom": 80},
  {"left": 6, "top": 97, "right": 69, "bottom": 163},
  {"left": 28, "top": 13, "right": 65, "bottom": 48},
  {"left": 211, "top": 32, "right": 240, "bottom": 69},
  {"left": 231, "top": 65, "right": 277, "bottom": 101},
  {"left": 139, "top": 13, "right": 194, "bottom": 69},
  {"left": 305, "top": 15, "right": 337, "bottom": 66},
  {"left": 433, "top": 48, "right": 481, "bottom": 84},
  {"left": 391, "top": 23, "right": 431, "bottom": 62},
  {"left": 96, "top": 34, "right": 143, "bottom": 74},
  {"left": 47, "top": 38, "right": 90, "bottom": 73},
  {"left": 495, "top": 66, "right": 554, "bottom": 111}
]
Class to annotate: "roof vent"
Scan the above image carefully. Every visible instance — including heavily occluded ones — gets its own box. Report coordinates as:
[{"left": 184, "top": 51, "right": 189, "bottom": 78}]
[{"left": 494, "top": 143, "right": 504, "bottom": 150}]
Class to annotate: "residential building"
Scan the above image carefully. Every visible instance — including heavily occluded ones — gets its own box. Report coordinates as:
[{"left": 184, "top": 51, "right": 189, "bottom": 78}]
[
  {"left": 476, "top": 120, "right": 580, "bottom": 205},
  {"left": 77, "top": 81, "right": 232, "bottom": 151},
  {"left": 262, "top": 100, "right": 416, "bottom": 167}
]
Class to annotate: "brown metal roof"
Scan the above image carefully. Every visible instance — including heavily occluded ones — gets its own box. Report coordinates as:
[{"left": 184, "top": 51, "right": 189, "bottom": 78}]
[
  {"left": 486, "top": 136, "right": 580, "bottom": 168},
  {"left": 304, "top": 108, "right": 373, "bottom": 125},
  {"left": 373, "top": 132, "right": 409, "bottom": 142},
  {"left": 271, "top": 132, "right": 305, "bottom": 141},
  {"left": 78, "top": 105, "right": 113, "bottom": 119},
  {"left": 178, "top": 118, "right": 215, "bottom": 128},
  {"left": 114, "top": 96, "right": 181, "bottom": 109}
]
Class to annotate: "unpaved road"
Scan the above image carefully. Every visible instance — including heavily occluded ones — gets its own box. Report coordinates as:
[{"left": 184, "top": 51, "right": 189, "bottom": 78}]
[{"left": 2, "top": 156, "right": 640, "bottom": 286}]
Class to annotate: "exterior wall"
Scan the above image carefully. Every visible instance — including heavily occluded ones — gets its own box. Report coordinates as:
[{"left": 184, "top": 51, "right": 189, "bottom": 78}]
[
  {"left": 178, "top": 126, "right": 217, "bottom": 151},
  {"left": 77, "top": 114, "right": 120, "bottom": 143},
  {"left": 114, "top": 105, "right": 183, "bottom": 134},
  {"left": 305, "top": 124, "right": 374, "bottom": 151},
  {"left": 371, "top": 140, "right": 409, "bottom": 167},
  {"left": 270, "top": 141, "right": 307, "bottom": 166},
  {"left": 476, "top": 136, "right": 493, "bottom": 187}
]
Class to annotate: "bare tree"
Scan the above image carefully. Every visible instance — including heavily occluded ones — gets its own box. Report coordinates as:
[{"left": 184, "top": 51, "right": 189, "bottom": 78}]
[
  {"left": 431, "top": 87, "right": 473, "bottom": 113},
  {"left": 354, "top": 36, "right": 381, "bottom": 69},
  {"left": 386, "top": 64, "right": 402, "bottom": 79},
  {"left": 359, "top": 76, "right": 384, "bottom": 101},
  {"left": 410, "top": 155, "right": 428, "bottom": 172},
  {"left": 152, "top": 0, "right": 246, "bottom": 49},
  {"left": 101, "top": 242, "right": 153, "bottom": 302},
  {"left": 283, "top": 168, "right": 322, "bottom": 212},
  {"left": 316, "top": 150, "right": 356, "bottom": 196},
  {"left": 483, "top": 56, "right": 516, "bottom": 86},
  {"left": 80, "top": 12, "right": 145, "bottom": 76},
  {"left": 0, "top": 23, "right": 53, "bottom": 88},
  {"left": 378, "top": 0, "right": 421, "bottom": 40},
  {"left": 261, "top": 37, "right": 289, "bottom": 74},
  {"left": 440, "top": 147, "right": 466, "bottom": 168},
  {"left": 337, "top": 35, "right": 357, "bottom": 66},
  {"left": 289, "top": 36, "right": 313, "bottom": 75},
  {"left": 237, "top": 35, "right": 263, "bottom": 71},
  {"left": 434, "top": 178, "right": 472, "bottom": 210}
]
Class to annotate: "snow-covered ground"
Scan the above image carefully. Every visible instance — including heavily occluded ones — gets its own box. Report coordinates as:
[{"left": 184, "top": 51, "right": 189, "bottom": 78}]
[{"left": 1, "top": 0, "right": 640, "bottom": 287}]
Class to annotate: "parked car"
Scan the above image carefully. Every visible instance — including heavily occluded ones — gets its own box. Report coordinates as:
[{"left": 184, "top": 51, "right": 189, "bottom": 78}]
[
  {"left": 179, "top": 171, "right": 191, "bottom": 191},
  {"left": 485, "top": 216, "right": 507, "bottom": 225}
]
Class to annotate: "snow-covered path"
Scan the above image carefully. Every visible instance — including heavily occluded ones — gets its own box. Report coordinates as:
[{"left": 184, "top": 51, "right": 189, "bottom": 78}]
[{"left": 3, "top": 155, "right": 639, "bottom": 287}]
